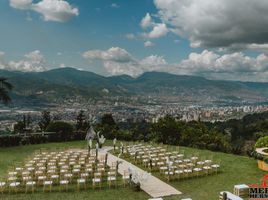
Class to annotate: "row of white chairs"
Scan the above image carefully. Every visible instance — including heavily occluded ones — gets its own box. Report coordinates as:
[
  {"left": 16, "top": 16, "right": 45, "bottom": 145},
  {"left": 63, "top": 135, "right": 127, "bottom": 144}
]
[
  {"left": 125, "top": 144, "right": 220, "bottom": 181},
  {"left": 1, "top": 149, "right": 130, "bottom": 194}
]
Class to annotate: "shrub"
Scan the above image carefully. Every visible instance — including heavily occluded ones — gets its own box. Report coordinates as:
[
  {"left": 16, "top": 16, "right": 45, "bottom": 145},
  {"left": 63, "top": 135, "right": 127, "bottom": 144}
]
[
  {"left": 46, "top": 121, "right": 74, "bottom": 141},
  {"left": 255, "top": 136, "right": 268, "bottom": 148},
  {"left": 116, "top": 130, "right": 133, "bottom": 141},
  {"left": 0, "top": 135, "right": 21, "bottom": 147}
]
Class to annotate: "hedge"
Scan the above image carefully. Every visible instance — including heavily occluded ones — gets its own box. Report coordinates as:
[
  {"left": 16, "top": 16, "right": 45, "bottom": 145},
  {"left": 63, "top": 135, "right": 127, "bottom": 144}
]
[
  {"left": 255, "top": 136, "right": 268, "bottom": 148},
  {"left": 0, "top": 131, "right": 86, "bottom": 147}
]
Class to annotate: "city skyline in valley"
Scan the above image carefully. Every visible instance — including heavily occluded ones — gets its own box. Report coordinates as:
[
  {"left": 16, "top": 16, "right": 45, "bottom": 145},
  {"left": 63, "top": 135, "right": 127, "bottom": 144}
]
[{"left": 1, "top": 0, "right": 268, "bottom": 82}]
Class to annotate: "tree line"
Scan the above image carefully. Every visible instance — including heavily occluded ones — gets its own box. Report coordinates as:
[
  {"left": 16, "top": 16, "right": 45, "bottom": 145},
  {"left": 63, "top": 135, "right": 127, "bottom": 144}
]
[
  {"left": 97, "top": 112, "right": 268, "bottom": 155},
  {"left": 2, "top": 110, "right": 268, "bottom": 155}
]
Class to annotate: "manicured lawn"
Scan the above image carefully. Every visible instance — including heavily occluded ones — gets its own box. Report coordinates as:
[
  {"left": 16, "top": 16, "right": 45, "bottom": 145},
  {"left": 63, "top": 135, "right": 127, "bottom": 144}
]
[
  {"left": 117, "top": 144, "right": 267, "bottom": 200},
  {"left": 0, "top": 141, "right": 150, "bottom": 200},
  {"left": 0, "top": 140, "right": 266, "bottom": 200},
  {"left": 165, "top": 146, "right": 267, "bottom": 200}
]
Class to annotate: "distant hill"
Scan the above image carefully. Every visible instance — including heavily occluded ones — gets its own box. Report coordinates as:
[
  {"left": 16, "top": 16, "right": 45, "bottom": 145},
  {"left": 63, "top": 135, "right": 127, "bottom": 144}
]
[{"left": 0, "top": 67, "right": 268, "bottom": 106}]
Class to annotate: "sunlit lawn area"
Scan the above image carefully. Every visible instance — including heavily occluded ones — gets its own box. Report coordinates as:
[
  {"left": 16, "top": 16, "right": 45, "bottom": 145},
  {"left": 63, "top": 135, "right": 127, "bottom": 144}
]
[
  {"left": 0, "top": 140, "right": 266, "bottom": 200},
  {"left": 0, "top": 140, "right": 149, "bottom": 200},
  {"left": 120, "top": 144, "right": 267, "bottom": 200}
]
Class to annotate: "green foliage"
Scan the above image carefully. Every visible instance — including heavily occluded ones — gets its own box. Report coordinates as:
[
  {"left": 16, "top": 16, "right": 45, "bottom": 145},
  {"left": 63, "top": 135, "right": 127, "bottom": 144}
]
[
  {"left": 254, "top": 132, "right": 267, "bottom": 140},
  {"left": 150, "top": 116, "right": 231, "bottom": 152},
  {"left": 119, "top": 120, "right": 152, "bottom": 142},
  {"left": 13, "top": 114, "right": 33, "bottom": 133},
  {"left": 46, "top": 121, "right": 74, "bottom": 141},
  {"left": 0, "top": 77, "right": 13, "bottom": 105},
  {"left": 151, "top": 115, "right": 182, "bottom": 145},
  {"left": 76, "top": 110, "right": 89, "bottom": 131},
  {"left": 213, "top": 112, "right": 268, "bottom": 141},
  {"left": 96, "top": 114, "right": 119, "bottom": 140},
  {"left": 255, "top": 136, "right": 268, "bottom": 148},
  {"left": 101, "top": 114, "right": 116, "bottom": 126},
  {"left": 0, "top": 135, "right": 21, "bottom": 147},
  {"left": 13, "top": 121, "right": 26, "bottom": 133},
  {"left": 116, "top": 130, "right": 133, "bottom": 141},
  {"left": 39, "top": 111, "right": 51, "bottom": 131}
]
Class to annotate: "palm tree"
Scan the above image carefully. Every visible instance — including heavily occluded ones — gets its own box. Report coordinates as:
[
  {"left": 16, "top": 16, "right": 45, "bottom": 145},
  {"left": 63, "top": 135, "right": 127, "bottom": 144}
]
[{"left": 0, "top": 77, "right": 13, "bottom": 105}]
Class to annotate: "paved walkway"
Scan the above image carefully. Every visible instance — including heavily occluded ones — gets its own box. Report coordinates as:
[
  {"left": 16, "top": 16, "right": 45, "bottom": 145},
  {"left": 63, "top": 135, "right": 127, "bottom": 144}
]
[{"left": 99, "top": 147, "right": 182, "bottom": 198}]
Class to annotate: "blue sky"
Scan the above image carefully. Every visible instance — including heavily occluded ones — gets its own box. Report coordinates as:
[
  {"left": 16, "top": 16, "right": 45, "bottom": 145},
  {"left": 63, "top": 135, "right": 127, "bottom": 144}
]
[
  {"left": 0, "top": 0, "right": 192, "bottom": 67},
  {"left": 1, "top": 0, "right": 268, "bottom": 81}
]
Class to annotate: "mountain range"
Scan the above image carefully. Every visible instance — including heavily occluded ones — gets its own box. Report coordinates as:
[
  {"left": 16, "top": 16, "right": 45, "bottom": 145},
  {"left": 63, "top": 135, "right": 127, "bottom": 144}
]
[{"left": 1, "top": 67, "right": 268, "bottom": 106}]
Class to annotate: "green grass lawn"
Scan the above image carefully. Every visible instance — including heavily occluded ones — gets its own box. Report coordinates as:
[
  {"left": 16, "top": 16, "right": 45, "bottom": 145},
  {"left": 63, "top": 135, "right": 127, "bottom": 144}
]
[
  {"left": 171, "top": 147, "right": 267, "bottom": 200},
  {"left": 0, "top": 140, "right": 266, "bottom": 200},
  {"left": 0, "top": 140, "right": 150, "bottom": 200},
  {"left": 119, "top": 144, "right": 267, "bottom": 200}
]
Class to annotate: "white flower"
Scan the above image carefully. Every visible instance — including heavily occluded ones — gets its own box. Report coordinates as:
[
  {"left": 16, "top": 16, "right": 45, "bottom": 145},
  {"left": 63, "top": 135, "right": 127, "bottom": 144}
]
[{"left": 99, "top": 135, "right": 106, "bottom": 144}]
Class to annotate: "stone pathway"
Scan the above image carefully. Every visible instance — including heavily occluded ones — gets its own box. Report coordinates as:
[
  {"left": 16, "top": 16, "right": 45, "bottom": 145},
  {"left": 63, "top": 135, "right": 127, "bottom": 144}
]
[{"left": 99, "top": 147, "right": 182, "bottom": 198}]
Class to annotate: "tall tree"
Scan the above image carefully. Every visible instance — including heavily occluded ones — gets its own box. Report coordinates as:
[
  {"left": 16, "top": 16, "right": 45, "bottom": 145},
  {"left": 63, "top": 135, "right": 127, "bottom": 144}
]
[
  {"left": 26, "top": 114, "right": 32, "bottom": 127},
  {"left": 76, "top": 110, "right": 89, "bottom": 131},
  {"left": 97, "top": 113, "right": 118, "bottom": 139},
  {"left": 101, "top": 113, "right": 116, "bottom": 126},
  {"left": 0, "top": 77, "right": 13, "bottom": 105},
  {"left": 13, "top": 114, "right": 27, "bottom": 133},
  {"left": 39, "top": 111, "right": 51, "bottom": 131}
]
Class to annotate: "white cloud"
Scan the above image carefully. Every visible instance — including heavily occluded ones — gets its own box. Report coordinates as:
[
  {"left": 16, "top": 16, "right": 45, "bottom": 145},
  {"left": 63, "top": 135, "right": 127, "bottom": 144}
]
[
  {"left": 83, "top": 47, "right": 134, "bottom": 63},
  {"left": 9, "top": 0, "right": 79, "bottom": 22},
  {"left": 10, "top": 0, "right": 32, "bottom": 10},
  {"left": 102, "top": 61, "right": 142, "bottom": 77},
  {"left": 32, "top": 0, "right": 79, "bottom": 22},
  {"left": 140, "top": 13, "right": 153, "bottom": 29},
  {"left": 110, "top": 3, "right": 120, "bottom": 8},
  {"left": 139, "top": 13, "right": 169, "bottom": 40},
  {"left": 174, "top": 50, "right": 268, "bottom": 81},
  {"left": 145, "top": 23, "right": 169, "bottom": 39},
  {"left": 83, "top": 46, "right": 268, "bottom": 81},
  {"left": 83, "top": 47, "right": 168, "bottom": 76},
  {"left": 153, "top": 0, "right": 268, "bottom": 50},
  {"left": 0, "top": 50, "right": 46, "bottom": 72},
  {"left": 83, "top": 47, "right": 139, "bottom": 76},
  {"left": 140, "top": 55, "right": 166, "bottom": 66},
  {"left": 144, "top": 41, "right": 155, "bottom": 47}
]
